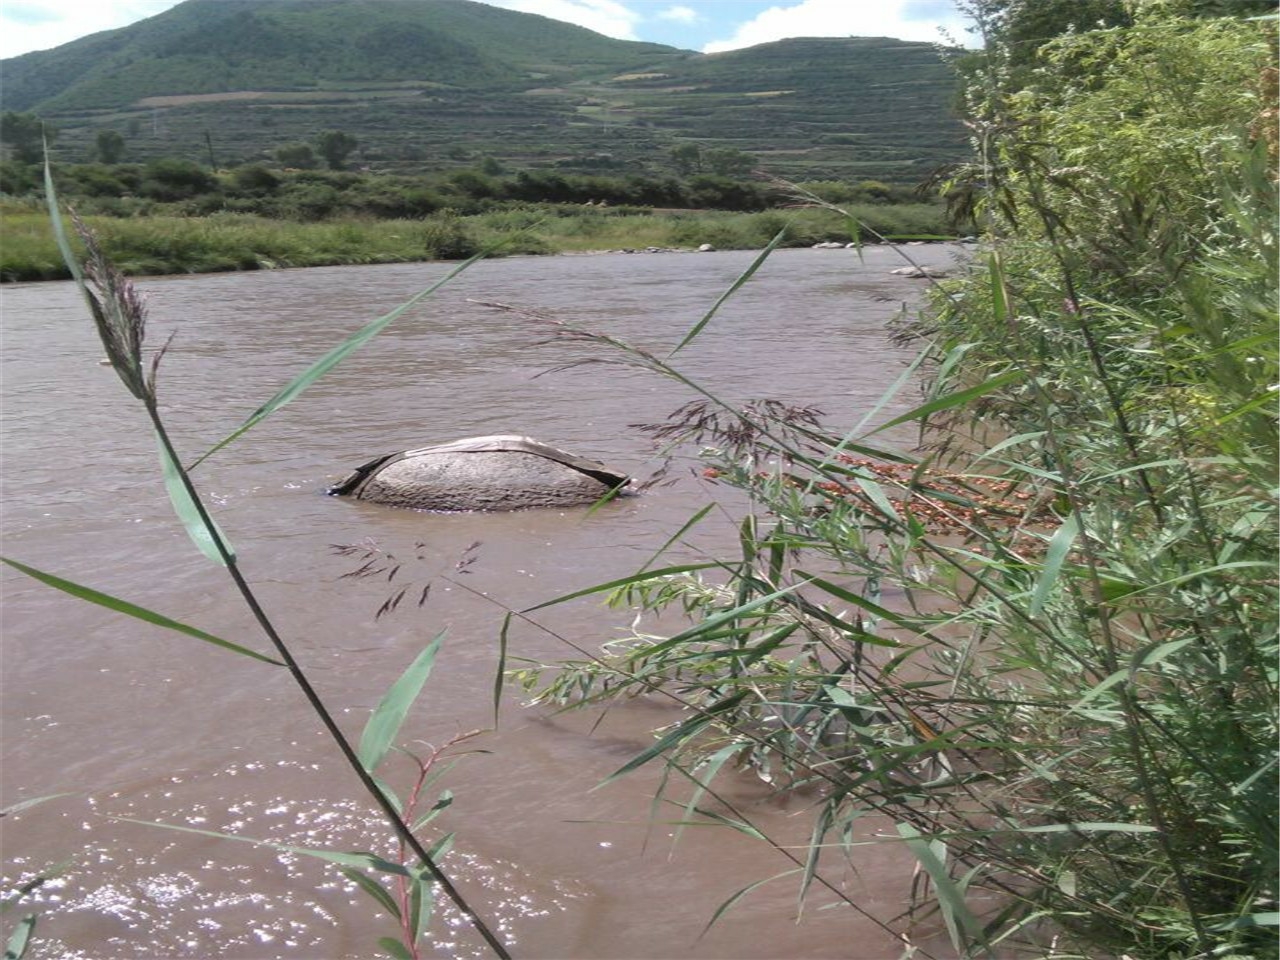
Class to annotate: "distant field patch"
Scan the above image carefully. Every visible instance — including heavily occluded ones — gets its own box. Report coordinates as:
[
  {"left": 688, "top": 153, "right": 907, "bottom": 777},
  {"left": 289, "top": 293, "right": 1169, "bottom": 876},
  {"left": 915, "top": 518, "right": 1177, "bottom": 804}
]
[
  {"left": 611, "top": 72, "right": 670, "bottom": 82},
  {"left": 136, "top": 91, "right": 272, "bottom": 107},
  {"left": 135, "top": 89, "right": 424, "bottom": 107},
  {"left": 744, "top": 90, "right": 794, "bottom": 98}
]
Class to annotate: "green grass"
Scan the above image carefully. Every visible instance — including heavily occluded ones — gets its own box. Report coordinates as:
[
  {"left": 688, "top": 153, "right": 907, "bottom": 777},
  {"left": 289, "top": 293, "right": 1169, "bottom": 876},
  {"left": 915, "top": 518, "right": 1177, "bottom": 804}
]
[{"left": 0, "top": 202, "right": 952, "bottom": 281}]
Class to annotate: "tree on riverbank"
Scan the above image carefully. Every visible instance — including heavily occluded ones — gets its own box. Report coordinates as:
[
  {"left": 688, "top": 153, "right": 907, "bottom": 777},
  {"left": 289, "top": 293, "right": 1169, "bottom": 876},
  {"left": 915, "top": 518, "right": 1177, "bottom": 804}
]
[
  {"left": 316, "top": 129, "right": 359, "bottom": 171},
  {"left": 0, "top": 152, "right": 954, "bottom": 281},
  {"left": 1, "top": 111, "right": 54, "bottom": 165},
  {"left": 93, "top": 129, "right": 125, "bottom": 164}
]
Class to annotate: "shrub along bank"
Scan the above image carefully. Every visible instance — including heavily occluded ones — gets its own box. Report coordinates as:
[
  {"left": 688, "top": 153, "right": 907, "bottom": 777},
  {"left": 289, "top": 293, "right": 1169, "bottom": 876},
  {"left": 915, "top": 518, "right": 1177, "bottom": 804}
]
[
  {"left": 510, "top": 4, "right": 1278, "bottom": 958},
  {"left": 1, "top": 153, "right": 957, "bottom": 280},
  {"left": 0, "top": 201, "right": 950, "bottom": 282}
]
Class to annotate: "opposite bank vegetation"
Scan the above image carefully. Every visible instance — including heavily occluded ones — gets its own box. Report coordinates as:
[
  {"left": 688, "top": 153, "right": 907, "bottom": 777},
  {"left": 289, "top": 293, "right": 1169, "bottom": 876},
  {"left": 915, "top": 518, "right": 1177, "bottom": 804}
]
[
  {"left": 0, "top": 157, "right": 953, "bottom": 281},
  {"left": 3, "top": 2, "right": 1277, "bottom": 960},
  {"left": 0, "top": 199, "right": 951, "bottom": 282}
]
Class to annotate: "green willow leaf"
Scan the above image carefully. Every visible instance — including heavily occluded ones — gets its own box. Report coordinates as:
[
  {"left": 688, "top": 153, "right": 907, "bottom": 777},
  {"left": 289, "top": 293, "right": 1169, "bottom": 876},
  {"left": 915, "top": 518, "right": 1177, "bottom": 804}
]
[
  {"left": 897, "top": 823, "right": 987, "bottom": 953},
  {"left": 1121, "top": 560, "right": 1272, "bottom": 598},
  {"left": 1128, "top": 638, "right": 1195, "bottom": 679},
  {"left": 624, "top": 582, "right": 806, "bottom": 663},
  {"left": 377, "top": 936, "right": 414, "bottom": 960},
  {"left": 684, "top": 806, "right": 765, "bottom": 839},
  {"left": 0, "top": 794, "right": 72, "bottom": 817},
  {"left": 973, "top": 431, "right": 1047, "bottom": 462},
  {"left": 698, "top": 870, "right": 800, "bottom": 941},
  {"left": 114, "top": 817, "right": 412, "bottom": 876},
  {"left": 341, "top": 868, "right": 401, "bottom": 921},
  {"left": 989, "top": 253, "right": 1010, "bottom": 327},
  {"left": 409, "top": 866, "right": 435, "bottom": 945},
  {"left": 358, "top": 632, "right": 446, "bottom": 774},
  {"left": 370, "top": 774, "right": 403, "bottom": 816},
  {"left": 1029, "top": 513, "right": 1078, "bottom": 619},
  {"left": 671, "top": 745, "right": 740, "bottom": 851},
  {"left": 1215, "top": 389, "right": 1279, "bottom": 426},
  {"left": 1211, "top": 912, "right": 1280, "bottom": 931},
  {"left": 852, "top": 474, "right": 899, "bottom": 521},
  {"left": 425, "top": 833, "right": 454, "bottom": 861},
  {"left": 5, "top": 914, "right": 35, "bottom": 960},
  {"left": 1, "top": 557, "right": 281, "bottom": 665},
  {"left": 599, "top": 692, "right": 747, "bottom": 787},
  {"left": 520, "top": 562, "right": 721, "bottom": 612},
  {"left": 192, "top": 251, "right": 491, "bottom": 468},
  {"left": 1066, "top": 668, "right": 1129, "bottom": 715},
  {"left": 494, "top": 613, "right": 511, "bottom": 729},
  {"left": 1017, "top": 822, "right": 1157, "bottom": 834},
  {"left": 410, "top": 791, "right": 454, "bottom": 833},
  {"left": 865, "top": 369, "right": 1021, "bottom": 436},
  {"left": 798, "top": 799, "right": 835, "bottom": 916},
  {"left": 43, "top": 148, "right": 85, "bottom": 288},
  {"left": 793, "top": 572, "right": 912, "bottom": 634},
  {"left": 158, "top": 430, "right": 234, "bottom": 565},
  {"left": 668, "top": 227, "right": 786, "bottom": 357}
]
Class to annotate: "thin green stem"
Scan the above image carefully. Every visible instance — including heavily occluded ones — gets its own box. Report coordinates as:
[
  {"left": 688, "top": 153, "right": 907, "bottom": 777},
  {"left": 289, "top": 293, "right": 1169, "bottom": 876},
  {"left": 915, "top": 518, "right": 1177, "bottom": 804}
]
[{"left": 144, "top": 400, "right": 512, "bottom": 960}]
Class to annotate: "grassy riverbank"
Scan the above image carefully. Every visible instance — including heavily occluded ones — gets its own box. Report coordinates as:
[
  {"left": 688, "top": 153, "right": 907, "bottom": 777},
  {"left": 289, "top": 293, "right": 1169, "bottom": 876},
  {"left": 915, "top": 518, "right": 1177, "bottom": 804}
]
[{"left": 0, "top": 201, "right": 951, "bottom": 282}]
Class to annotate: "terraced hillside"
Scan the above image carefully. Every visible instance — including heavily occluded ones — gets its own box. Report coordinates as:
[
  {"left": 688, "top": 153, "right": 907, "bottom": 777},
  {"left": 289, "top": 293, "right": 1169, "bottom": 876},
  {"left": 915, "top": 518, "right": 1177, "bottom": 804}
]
[
  {"left": 2, "top": 0, "right": 966, "bottom": 183},
  {"left": 588, "top": 37, "right": 966, "bottom": 181}
]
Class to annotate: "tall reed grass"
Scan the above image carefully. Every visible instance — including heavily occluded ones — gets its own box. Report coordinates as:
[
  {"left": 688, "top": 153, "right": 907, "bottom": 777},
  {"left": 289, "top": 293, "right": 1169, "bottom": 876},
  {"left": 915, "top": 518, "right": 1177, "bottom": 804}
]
[
  {"left": 2, "top": 162, "right": 514, "bottom": 959},
  {"left": 507, "top": 9, "right": 1279, "bottom": 959}
]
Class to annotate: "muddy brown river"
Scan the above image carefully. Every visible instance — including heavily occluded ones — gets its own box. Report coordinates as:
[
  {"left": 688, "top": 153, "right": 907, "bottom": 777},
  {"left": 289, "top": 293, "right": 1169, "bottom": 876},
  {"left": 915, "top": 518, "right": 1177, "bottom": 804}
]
[{"left": 2, "top": 245, "right": 963, "bottom": 959}]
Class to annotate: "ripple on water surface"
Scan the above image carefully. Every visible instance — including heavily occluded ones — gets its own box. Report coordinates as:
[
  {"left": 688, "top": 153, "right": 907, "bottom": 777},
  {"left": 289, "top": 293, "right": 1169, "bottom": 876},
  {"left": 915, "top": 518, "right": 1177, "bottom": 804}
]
[{"left": 2, "top": 248, "right": 963, "bottom": 958}]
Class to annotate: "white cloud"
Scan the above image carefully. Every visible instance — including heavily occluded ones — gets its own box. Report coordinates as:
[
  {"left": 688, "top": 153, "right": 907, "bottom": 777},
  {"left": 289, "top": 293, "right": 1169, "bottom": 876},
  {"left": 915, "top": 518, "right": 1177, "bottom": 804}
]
[
  {"left": 702, "top": 0, "right": 969, "bottom": 53},
  {"left": 483, "top": 0, "right": 642, "bottom": 40},
  {"left": 657, "top": 5, "right": 700, "bottom": 24},
  {"left": 0, "top": 0, "right": 179, "bottom": 59}
]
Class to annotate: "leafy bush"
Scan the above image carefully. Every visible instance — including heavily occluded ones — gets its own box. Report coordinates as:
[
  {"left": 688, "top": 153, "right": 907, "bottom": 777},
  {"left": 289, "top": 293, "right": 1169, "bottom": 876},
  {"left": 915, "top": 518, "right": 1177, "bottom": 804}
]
[
  {"left": 138, "top": 158, "right": 218, "bottom": 202},
  {"left": 279, "top": 182, "right": 342, "bottom": 221},
  {"left": 511, "top": 7, "right": 1279, "bottom": 959},
  {"left": 229, "top": 163, "right": 281, "bottom": 195},
  {"left": 412, "top": 212, "right": 478, "bottom": 260},
  {"left": 0, "top": 159, "right": 40, "bottom": 196}
]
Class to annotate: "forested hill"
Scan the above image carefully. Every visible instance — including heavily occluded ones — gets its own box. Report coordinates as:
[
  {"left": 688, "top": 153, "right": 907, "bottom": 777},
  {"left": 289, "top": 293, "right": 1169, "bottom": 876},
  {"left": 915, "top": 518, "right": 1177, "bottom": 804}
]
[
  {"left": 2, "top": 0, "right": 687, "bottom": 111},
  {"left": 1, "top": 0, "right": 966, "bottom": 183}
]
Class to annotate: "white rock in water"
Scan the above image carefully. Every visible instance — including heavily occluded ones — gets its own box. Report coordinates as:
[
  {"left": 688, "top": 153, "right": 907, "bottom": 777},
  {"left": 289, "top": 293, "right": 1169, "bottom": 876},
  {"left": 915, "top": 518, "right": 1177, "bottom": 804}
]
[
  {"left": 331, "top": 435, "right": 631, "bottom": 512},
  {"left": 698, "top": 243, "right": 715, "bottom": 252},
  {"left": 890, "top": 265, "right": 949, "bottom": 278}
]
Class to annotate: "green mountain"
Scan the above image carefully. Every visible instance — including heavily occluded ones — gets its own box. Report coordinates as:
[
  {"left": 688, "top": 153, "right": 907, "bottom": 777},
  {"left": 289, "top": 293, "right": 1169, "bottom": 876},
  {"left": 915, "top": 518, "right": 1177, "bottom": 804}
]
[{"left": 1, "top": 0, "right": 966, "bottom": 183}]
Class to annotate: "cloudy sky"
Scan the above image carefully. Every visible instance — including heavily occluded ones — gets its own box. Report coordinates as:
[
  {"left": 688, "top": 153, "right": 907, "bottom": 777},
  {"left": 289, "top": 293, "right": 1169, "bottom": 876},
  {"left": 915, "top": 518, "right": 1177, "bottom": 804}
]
[{"left": 0, "top": 0, "right": 973, "bottom": 60}]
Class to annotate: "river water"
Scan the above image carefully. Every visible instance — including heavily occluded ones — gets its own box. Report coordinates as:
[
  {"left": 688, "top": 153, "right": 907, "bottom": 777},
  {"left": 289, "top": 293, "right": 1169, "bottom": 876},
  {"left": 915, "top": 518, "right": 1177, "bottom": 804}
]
[{"left": 1, "top": 245, "right": 962, "bottom": 960}]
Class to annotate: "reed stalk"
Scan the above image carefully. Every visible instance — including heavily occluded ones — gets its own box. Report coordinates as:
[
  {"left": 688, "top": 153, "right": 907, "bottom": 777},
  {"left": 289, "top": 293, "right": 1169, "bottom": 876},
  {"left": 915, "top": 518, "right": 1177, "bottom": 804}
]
[{"left": 5, "top": 153, "right": 514, "bottom": 958}]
